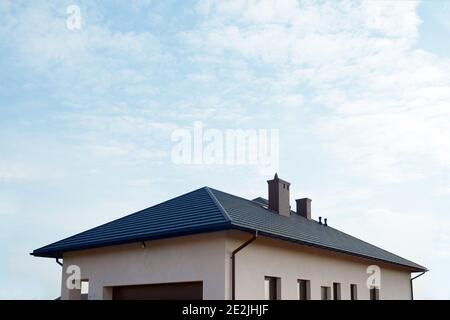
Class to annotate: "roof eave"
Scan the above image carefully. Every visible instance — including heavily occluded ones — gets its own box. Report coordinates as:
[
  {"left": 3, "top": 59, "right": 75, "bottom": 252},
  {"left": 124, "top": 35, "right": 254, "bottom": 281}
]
[
  {"left": 230, "top": 225, "right": 427, "bottom": 273},
  {"left": 32, "top": 222, "right": 233, "bottom": 259}
]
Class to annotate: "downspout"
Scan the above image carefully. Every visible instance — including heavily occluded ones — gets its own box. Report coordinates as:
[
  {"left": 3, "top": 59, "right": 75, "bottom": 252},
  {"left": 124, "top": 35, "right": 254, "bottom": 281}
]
[
  {"left": 55, "top": 258, "right": 63, "bottom": 300},
  {"left": 410, "top": 271, "right": 426, "bottom": 300},
  {"left": 231, "top": 230, "right": 258, "bottom": 300},
  {"left": 56, "top": 258, "right": 63, "bottom": 267}
]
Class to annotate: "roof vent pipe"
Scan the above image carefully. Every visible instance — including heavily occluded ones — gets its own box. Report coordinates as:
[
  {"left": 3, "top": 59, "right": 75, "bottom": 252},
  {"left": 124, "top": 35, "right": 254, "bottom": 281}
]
[
  {"left": 319, "top": 217, "right": 322, "bottom": 225},
  {"left": 324, "top": 218, "right": 328, "bottom": 226}
]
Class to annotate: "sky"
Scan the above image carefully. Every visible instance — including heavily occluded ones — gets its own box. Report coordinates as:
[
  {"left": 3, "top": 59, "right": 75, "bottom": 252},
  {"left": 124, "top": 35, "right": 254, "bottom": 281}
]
[{"left": 0, "top": 0, "right": 449, "bottom": 299}]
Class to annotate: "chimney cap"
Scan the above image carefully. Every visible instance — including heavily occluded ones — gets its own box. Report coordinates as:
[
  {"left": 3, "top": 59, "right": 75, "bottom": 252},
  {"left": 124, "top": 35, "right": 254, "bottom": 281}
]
[
  {"left": 295, "top": 197, "right": 312, "bottom": 203},
  {"left": 267, "top": 173, "right": 290, "bottom": 185}
]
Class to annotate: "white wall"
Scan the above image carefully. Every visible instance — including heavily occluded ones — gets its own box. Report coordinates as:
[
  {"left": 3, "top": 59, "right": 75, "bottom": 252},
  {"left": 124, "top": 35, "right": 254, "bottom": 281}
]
[
  {"left": 60, "top": 230, "right": 413, "bottom": 300},
  {"left": 61, "top": 232, "right": 228, "bottom": 300},
  {"left": 225, "top": 231, "right": 412, "bottom": 300}
]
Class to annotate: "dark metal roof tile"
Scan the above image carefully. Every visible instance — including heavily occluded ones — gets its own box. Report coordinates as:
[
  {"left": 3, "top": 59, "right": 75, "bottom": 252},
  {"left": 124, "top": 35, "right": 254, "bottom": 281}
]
[
  {"left": 32, "top": 187, "right": 231, "bottom": 257},
  {"left": 32, "top": 186, "right": 427, "bottom": 272},
  {"left": 209, "top": 188, "right": 426, "bottom": 272}
]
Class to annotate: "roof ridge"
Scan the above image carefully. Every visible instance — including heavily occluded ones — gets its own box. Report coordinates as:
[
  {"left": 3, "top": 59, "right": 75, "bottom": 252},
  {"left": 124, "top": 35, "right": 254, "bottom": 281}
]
[
  {"left": 210, "top": 187, "right": 309, "bottom": 219},
  {"left": 204, "top": 186, "right": 232, "bottom": 222},
  {"left": 208, "top": 187, "right": 282, "bottom": 215}
]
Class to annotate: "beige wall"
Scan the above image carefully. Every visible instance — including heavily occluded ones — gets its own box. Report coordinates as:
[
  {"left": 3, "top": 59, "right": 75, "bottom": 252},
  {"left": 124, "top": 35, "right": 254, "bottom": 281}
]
[
  {"left": 61, "top": 232, "right": 228, "bottom": 300},
  {"left": 226, "top": 231, "right": 412, "bottom": 300},
  {"left": 60, "top": 230, "right": 412, "bottom": 300}
]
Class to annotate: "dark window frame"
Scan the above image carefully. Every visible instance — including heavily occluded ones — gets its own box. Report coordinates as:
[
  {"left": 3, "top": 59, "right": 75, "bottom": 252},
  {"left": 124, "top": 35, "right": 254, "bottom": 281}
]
[
  {"left": 297, "top": 279, "right": 311, "bottom": 300},
  {"left": 264, "top": 276, "right": 280, "bottom": 300},
  {"left": 350, "top": 284, "right": 358, "bottom": 300},
  {"left": 321, "top": 286, "right": 331, "bottom": 300},
  {"left": 370, "top": 287, "right": 380, "bottom": 300},
  {"left": 333, "top": 282, "right": 341, "bottom": 300}
]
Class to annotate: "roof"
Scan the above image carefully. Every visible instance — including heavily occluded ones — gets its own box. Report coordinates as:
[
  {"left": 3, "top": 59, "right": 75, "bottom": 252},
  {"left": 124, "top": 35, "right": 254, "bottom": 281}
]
[
  {"left": 251, "top": 197, "right": 268, "bottom": 206},
  {"left": 32, "top": 187, "right": 427, "bottom": 272}
]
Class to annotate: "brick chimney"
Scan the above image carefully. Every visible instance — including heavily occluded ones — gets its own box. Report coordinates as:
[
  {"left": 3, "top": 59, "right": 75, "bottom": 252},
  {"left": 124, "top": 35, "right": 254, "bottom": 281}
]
[
  {"left": 296, "top": 198, "right": 312, "bottom": 220},
  {"left": 267, "top": 173, "right": 290, "bottom": 216}
]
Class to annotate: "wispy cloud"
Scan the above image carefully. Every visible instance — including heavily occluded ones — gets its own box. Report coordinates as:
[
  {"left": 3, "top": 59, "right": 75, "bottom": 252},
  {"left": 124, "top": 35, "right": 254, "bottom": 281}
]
[
  {"left": 186, "top": 0, "right": 450, "bottom": 185},
  {"left": 0, "top": 0, "right": 449, "bottom": 299}
]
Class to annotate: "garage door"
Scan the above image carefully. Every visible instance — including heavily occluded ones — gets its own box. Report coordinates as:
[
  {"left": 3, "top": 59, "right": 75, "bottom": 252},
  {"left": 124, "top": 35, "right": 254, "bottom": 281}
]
[{"left": 112, "top": 281, "right": 203, "bottom": 300}]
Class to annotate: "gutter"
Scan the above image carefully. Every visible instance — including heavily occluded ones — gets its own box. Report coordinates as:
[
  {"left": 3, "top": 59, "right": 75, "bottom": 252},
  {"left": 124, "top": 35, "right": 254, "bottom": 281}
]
[
  {"left": 56, "top": 258, "right": 63, "bottom": 267},
  {"left": 231, "top": 225, "right": 427, "bottom": 273},
  {"left": 410, "top": 271, "right": 427, "bottom": 300},
  {"left": 231, "top": 230, "right": 258, "bottom": 300},
  {"left": 31, "top": 222, "right": 232, "bottom": 258}
]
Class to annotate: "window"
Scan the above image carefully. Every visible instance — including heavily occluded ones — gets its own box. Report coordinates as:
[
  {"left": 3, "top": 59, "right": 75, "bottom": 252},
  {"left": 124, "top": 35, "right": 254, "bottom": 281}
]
[
  {"left": 350, "top": 284, "right": 357, "bottom": 300},
  {"left": 264, "top": 277, "right": 280, "bottom": 300},
  {"left": 370, "top": 287, "right": 379, "bottom": 300},
  {"left": 321, "top": 286, "right": 331, "bottom": 300},
  {"left": 333, "top": 282, "right": 341, "bottom": 300},
  {"left": 81, "top": 280, "right": 89, "bottom": 300},
  {"left": 297, "top": 279, "right": 310, "bottom": 300}
]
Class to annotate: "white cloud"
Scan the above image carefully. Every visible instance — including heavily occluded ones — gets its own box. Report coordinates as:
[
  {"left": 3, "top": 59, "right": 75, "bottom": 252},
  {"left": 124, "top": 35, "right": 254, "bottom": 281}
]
[
  {"left": 0, "top": 163, "right": 61, "bottom": 183},
  {"left": 1, "top": 3, "right": 164, "bottom": 67},
  {"left": 434, "top": 186, "right": 450, "bottom": 196},
  {"left": 188, "top": 0, "right": 450, "bottom": 185},
  {"left": 0, "top": 1, "right": 172, "bottom": 109},
  {"left": 0, "top": 2, "right": 182, "bottom": 169},
  {"left": 0, "top": 167, "right": 32, "bottom": 182}
]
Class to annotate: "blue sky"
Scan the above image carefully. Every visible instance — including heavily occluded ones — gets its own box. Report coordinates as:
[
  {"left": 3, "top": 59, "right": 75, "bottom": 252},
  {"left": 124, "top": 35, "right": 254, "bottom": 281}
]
[{"left": 0, "top": 0, "right": 449, "bottom": 299}]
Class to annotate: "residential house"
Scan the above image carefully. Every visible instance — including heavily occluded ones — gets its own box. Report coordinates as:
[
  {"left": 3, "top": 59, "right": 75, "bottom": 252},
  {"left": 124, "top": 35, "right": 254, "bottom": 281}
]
[{"left": 32, "top": 174, "right": 427, "bottom": 300}]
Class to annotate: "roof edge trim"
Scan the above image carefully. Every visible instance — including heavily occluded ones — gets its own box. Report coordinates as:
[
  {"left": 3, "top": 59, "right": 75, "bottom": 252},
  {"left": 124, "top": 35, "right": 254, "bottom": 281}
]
[
  {"left": 31, "top": 221, "right": 233, "bottom": 259},
  {"left": 230, "top": 225, "right": 427, "bottom": 273}
]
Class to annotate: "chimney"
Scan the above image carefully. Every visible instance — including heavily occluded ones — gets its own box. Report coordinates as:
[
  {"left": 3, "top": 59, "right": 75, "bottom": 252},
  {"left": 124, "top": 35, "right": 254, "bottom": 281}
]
[
  {"left": 267, "top": 173, "right": 291, "bottom": 216},
  {"left": 296, "top": 198, "right": 312, "bottom": 220}
]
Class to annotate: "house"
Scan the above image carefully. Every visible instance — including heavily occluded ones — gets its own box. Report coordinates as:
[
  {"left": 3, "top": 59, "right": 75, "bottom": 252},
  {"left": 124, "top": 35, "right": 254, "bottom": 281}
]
[{"left": 32, "top": 174, "right": 427, "bottom": 300}]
